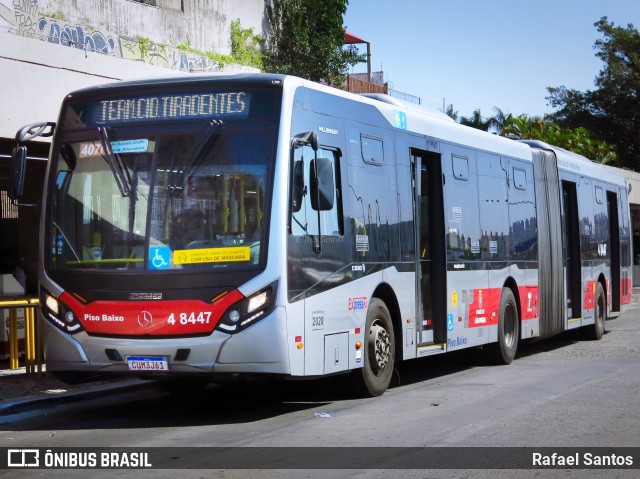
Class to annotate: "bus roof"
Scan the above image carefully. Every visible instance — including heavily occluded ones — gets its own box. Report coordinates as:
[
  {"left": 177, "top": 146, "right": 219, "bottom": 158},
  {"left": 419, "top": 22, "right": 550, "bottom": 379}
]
[{"left": 62, "top": 73, "right": 625, "bottom": 185}]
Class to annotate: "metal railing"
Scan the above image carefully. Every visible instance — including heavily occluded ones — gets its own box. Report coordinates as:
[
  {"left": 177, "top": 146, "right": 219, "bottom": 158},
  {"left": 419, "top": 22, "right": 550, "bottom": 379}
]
[
  {"left": 1, "top": 297, "right": 42, "bottom": 376},
  {"left": 388, "top": 89, "right": 422, "bottom": 105}
]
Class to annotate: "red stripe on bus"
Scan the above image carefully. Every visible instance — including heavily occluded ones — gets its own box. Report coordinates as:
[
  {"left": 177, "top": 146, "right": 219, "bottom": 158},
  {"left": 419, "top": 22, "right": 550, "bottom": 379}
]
[{"left": 61, "top": 289, "right": 244, "bottom": 336}]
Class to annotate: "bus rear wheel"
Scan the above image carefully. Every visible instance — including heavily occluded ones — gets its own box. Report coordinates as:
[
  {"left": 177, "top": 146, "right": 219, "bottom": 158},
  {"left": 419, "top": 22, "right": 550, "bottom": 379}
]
[
  {"left": 353, "top": 298, "right": 395, "bottom": 397},
  {"left": 489, "top": 287, "right": 519, "bottom": 365}
]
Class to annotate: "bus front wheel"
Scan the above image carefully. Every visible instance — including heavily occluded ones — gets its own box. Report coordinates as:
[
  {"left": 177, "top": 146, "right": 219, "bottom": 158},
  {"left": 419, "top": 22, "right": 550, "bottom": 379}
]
[{"left": 353, "top": 298, "right": 395, "bottom": 397}]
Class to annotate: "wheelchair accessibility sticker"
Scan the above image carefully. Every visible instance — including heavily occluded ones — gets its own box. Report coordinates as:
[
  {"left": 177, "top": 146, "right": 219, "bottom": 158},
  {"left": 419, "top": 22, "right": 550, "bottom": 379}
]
[{"left": 149, "top": 246, "right": 171, "bottom": 270}]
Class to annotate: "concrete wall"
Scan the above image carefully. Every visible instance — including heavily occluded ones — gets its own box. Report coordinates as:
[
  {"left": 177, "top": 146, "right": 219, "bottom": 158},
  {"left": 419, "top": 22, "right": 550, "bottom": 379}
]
[
  {"left": 0, "top": 30, "right": 189, "bottom": 139},
  {"left": 1, "top": 0, "right": 265, "bottom": 55}
]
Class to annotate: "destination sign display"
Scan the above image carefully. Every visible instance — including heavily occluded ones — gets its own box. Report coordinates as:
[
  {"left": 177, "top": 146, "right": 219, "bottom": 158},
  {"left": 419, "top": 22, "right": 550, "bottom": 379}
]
[
  {"left": 64, "top": 90, "right": 262, "bottom": 128},
  {"left": 96, "top": 91, "right": 250, "bottom": 124}
]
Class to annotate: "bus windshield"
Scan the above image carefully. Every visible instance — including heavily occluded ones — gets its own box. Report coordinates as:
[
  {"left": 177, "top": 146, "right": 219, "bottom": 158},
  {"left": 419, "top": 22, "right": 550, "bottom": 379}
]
[{"left": 48, "top": 120, "right": 275, "bottom": 272}]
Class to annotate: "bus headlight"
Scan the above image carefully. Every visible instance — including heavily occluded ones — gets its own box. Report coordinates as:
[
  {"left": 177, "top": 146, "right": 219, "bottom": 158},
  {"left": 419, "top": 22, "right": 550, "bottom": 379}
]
[
  {"left": 41, "top": 289, "right": 84, "bottom": 335},
  {"left": 44, "top": 293, "right": 59, "bottom": 315},
  {"left": 216, "top": 281, "right": 277, "bottom": 334},
  {"left": 247, "top": 291, "right": 269, "bottom": 312}
]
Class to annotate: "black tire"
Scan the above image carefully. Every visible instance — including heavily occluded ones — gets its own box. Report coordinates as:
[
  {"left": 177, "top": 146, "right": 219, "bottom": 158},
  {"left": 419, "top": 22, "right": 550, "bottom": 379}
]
[
  {"left": 584, "top": 282, "right": 606, "bottom": 340},
  {"left": 489, "top": 287, "right": 519, "bottom": 365},
  {"left": 353, "top": 298, "right": 395, "bottom": 397}
]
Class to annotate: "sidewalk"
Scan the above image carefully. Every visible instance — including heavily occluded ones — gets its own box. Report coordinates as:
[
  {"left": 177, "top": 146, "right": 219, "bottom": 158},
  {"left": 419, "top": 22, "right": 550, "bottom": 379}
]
[{"left": 0, "top": 363, "right": 154, "bottom": 416}]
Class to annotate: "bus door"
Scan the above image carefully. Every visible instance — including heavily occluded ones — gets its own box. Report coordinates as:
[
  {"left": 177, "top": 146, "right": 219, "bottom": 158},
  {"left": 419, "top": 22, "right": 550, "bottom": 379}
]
[
  {"left": 562, "top": 181, "right": 582, "bottom": 320},
  {"left": 607, "top": 191, "right": 621, "bottom": 312},
  {"left": 412, "top": 150, "right": 446, "bottom": 345}
]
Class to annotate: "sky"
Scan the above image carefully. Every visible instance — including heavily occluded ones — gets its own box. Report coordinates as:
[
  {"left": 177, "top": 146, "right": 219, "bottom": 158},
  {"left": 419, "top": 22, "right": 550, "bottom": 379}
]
[{"left": 343, "top": 0, "right": 640, "bottom": 118}]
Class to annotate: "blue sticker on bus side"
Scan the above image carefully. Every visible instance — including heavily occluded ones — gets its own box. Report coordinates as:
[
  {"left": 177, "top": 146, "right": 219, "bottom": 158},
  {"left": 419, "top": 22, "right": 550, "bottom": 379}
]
[
  {"left": 447, "top": 314, "right": 455, "bottom": 332},
  {"left": 149, "top": 246, "right": 171, "bottom": 270},
  {"left": 393, "top": 110, "right": 407, "bottom": 130},
  {"left": 112, "top": 139, "right": 149, "bottom": 154}
]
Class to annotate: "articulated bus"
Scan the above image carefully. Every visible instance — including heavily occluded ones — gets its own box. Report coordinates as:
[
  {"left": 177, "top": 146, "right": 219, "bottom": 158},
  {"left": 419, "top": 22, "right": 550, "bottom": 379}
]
[{"left": 11, "top": 74, "right": 633, "bottom": 396}]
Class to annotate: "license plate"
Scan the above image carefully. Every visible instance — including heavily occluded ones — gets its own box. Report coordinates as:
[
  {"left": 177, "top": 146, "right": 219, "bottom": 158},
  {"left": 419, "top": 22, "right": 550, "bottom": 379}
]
[{"left": 126, "top": 356, "right": 168, "bottom": 371}]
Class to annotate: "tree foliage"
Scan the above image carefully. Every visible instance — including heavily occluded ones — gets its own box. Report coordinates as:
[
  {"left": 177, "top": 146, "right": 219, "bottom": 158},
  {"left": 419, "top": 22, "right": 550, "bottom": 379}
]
[
  {"left": 175, "top": 20, "right": 264, "bottom": 70},
  {"left": 502, "top": 115, "right": 618, "bottom": 164},
  {"left": 546, "top": 17, "right": 640, "bottom": 169},
  {"left": 445, "top": 107, "right": 617, "bottom": 164},
  {"left": 460, "top": 109, "right": 493, "bottom": 131},
  {"left": 230, "top": 19, "right": 264, "bottom": 70},
  {"left": 264, "top": 0, "right": 365, "bottom": 84}
]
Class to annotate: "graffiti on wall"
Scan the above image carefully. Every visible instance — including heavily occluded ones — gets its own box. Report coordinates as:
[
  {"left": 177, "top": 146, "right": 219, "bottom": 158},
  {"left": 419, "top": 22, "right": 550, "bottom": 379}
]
[
  {"left": 2, "top": 0, "right": 118, "bottom": 55},
  {"left": 115, "top": 37, "right": 225, "bottom": 72},
  {"left": 2, "top": 0, "right": 235, "bottom": 72},
  {"left": 37, "top": 18, "right": 118, "bottom": 55},
  {"left": 0, "top": 0, "right": 38, "bottom": 34},
  {"left": 120, "top": 35, "right": 168, "bottom": 67},
  {"left": 176, "top": 52, "right": 220, "bottom": 72}
]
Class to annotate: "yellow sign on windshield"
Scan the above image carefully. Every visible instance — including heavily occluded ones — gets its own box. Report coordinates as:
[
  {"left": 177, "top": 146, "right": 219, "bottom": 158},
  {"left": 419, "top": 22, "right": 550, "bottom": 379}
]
[{"left": 173, "top": 246, "right": 250, "bottom": 264}]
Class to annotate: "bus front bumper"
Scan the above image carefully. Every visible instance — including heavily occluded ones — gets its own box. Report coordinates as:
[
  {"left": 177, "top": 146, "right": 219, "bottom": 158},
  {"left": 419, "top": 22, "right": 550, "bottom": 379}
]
[{"left": 42, "top": 306, "right": 290, "bottom": 376}]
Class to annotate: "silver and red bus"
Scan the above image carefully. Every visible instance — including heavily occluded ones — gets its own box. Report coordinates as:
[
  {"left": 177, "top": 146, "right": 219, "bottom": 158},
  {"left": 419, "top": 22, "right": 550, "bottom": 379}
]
[{"left": 11, "top": 74, "right": 633, "bottom": 396}]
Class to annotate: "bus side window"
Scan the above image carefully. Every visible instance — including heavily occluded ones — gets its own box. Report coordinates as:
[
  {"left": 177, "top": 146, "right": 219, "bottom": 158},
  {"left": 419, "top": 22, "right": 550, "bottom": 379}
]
[
  {"left": 361, "top": 135, "right": 384, "bottom": 164},
  {"left": 513, "top": 167, "right": 527, "bottom": 190},
  {"left": 291, "top": 145, "right": 342, "bottom": 237},
  {"left": 452, "top": 155, "right": 469, "bottom": 180}
]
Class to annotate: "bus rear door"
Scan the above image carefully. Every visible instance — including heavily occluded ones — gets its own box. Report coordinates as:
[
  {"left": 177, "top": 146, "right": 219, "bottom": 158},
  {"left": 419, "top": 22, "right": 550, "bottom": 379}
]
[{"left": 412, "top": 149, "right": 446, "bottom": 346}]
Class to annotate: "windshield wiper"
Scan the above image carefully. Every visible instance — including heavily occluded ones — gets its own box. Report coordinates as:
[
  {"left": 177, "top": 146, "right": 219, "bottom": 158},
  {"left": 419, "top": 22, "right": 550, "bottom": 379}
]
[
  {"left": 98, "top": 126, "right": 131, "bottom": 197},
  {"left": 167, "top": 120, "right": 222, "bottom": 195}
]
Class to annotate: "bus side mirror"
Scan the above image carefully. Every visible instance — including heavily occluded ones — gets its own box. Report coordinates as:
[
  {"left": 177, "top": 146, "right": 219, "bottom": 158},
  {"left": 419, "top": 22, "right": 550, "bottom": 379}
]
[
  {"left": 9, "top": 121, "right": 55, "bottom": 200},
  {"left": 310, "top": 157, "right": 334, "bottom": 211},
  {"left": 9, "top": 146, "right": 27, "bottom": 200}
]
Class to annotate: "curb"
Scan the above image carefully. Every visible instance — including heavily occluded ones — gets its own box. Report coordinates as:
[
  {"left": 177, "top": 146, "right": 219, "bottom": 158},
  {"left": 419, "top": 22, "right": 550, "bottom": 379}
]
[{"left": 0, "top": 379, "right": 160, "bottom": 417}]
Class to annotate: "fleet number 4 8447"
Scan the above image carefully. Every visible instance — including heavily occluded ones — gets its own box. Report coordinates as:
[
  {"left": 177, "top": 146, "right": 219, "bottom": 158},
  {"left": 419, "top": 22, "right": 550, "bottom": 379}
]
[{"left": 167, "top": 312, "right": 212, "bottom": 325}]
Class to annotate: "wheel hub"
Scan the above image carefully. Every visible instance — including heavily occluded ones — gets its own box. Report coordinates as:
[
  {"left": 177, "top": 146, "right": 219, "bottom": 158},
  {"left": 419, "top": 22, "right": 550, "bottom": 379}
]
[{"left": 369, "top": 322, "right": 390, "bottom": 372}]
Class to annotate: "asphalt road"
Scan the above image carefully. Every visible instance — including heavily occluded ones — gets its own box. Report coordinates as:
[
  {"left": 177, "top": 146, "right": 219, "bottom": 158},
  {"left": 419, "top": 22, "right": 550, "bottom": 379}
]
[{"left": 1, "top": 300, "right": 639, "bottom": 479}]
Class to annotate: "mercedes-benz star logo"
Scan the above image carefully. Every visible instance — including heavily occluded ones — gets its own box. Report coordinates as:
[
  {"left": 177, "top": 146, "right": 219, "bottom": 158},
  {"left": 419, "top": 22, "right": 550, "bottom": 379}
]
[{"left": 137, "top": 310, "right": 153, "bottom": 328}]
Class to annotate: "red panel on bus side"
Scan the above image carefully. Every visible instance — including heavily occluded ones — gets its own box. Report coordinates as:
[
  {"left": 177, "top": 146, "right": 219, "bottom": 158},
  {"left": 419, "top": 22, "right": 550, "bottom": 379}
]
[
  {"left": 584, "top": 280, "right": 596, "bottom": 311},
  {"left": 621, "top": 278, "right": 633, "bottom": 305},
  {"left": 467, "top": 286, "right": 539, "bottom": 328},
  {"left": 61, "top": 290, "right": 244, "bottom": 336},
  {"left": 467, "top": 288, "right": 501, "bottom": 328},
  {"left": 518, "top": 286, "right": 539, "bottom": 320}
]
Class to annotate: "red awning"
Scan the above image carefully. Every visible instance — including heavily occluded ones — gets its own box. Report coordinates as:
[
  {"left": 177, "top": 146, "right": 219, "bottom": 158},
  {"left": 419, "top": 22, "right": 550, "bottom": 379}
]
[{"left": 344, "top": 30, "right": 368, "bottom": 44}]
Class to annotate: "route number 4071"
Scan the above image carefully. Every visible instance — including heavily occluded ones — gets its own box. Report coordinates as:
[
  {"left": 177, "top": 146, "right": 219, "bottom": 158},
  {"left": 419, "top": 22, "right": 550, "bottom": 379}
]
[{"left": 167, "top": 312, "right": 212, "bottom": 325}]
